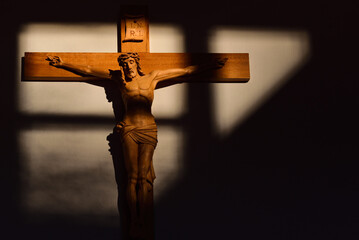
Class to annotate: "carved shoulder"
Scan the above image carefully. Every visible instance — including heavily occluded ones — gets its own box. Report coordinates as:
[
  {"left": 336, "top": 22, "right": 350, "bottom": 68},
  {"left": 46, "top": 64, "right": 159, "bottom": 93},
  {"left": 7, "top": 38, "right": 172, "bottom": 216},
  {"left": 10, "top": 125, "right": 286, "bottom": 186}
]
[{"left": 147, "top": 70, "right": 161, "bottom": 89}]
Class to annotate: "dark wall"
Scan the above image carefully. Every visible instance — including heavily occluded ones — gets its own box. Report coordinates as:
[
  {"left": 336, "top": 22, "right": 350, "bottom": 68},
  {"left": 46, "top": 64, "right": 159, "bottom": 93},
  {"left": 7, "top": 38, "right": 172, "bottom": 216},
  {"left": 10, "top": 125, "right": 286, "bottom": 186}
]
[{"left": 1, "top": 0, "right": 358, "bottom": 239}]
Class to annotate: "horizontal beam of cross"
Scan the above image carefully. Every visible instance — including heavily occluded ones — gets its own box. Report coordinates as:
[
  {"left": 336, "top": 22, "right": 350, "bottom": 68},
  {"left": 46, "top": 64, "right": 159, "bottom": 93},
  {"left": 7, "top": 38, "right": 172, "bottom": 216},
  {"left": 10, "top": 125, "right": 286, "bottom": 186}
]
[{"left": 23, "top": 52, "right": 250, "bottom": 83}]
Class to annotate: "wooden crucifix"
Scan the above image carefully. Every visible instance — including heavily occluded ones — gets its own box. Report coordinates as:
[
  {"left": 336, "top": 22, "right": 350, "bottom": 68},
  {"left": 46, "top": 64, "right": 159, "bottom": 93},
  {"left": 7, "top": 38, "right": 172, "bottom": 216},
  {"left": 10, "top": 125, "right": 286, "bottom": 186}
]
[{"left": 22, "top": 5, "right": 250, "bottom": 240}]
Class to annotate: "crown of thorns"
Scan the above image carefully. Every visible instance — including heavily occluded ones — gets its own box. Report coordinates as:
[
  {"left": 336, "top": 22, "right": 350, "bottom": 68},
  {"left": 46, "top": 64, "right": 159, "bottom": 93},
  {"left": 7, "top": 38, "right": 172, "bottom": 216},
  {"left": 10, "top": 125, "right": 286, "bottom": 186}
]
[
  {"left": 117, "top": 52, "right": 145, "bottom": 76},
  {"left": 117, "top": 52, "right": 140, "bottom": 65}
]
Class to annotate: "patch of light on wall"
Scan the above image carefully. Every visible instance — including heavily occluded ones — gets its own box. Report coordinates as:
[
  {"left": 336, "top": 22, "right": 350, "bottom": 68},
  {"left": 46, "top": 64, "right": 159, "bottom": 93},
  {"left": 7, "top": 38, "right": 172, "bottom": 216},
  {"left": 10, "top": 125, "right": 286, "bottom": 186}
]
[
  {"left": 150, "top": 24, "right": 187, "bottom": 118},
  {"left": 209, "top": 27, "right": 311, "bottom": 138},
  {"left": 17, "top": 23, "right": 117, "bottom": 116},
  {"left": 153, "top": 126, "right": 185, "bottom": 200},
  {"left": 19, "top": 128, "right": 118, "bottom": 216}
]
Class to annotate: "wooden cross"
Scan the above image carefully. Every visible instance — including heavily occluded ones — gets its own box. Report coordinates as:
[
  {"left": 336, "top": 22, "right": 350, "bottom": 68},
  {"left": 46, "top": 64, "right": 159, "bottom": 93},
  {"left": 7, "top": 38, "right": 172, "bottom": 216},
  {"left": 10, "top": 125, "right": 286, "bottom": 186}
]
[{"left": 22, "top": 5, "right": 250, "bottom": 240}]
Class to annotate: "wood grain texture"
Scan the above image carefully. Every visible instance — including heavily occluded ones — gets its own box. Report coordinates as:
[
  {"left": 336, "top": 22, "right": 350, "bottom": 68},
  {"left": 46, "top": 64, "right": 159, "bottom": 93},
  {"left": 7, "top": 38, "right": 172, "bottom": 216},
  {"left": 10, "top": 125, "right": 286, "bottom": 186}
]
[{"left": 23, "top": 52, "right": 250, "bottom": 82}]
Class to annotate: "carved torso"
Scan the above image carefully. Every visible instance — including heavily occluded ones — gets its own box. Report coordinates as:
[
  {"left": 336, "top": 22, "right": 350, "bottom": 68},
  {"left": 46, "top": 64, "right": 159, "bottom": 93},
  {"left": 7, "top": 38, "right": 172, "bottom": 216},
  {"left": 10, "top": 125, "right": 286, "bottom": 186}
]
[
  {"left": 122, "top": 79, "right": 154, "bottom": 104},
  {"left": 118, "top": 73, "right": 158, "bottom": 126}
]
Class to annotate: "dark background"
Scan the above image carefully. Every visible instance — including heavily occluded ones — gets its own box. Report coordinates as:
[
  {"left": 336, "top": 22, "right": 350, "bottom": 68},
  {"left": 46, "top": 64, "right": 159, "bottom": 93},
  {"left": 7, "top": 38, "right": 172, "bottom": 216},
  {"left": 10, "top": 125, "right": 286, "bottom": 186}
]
[{"left": 1, "top": 0, "right": 358, "bottom": 239}]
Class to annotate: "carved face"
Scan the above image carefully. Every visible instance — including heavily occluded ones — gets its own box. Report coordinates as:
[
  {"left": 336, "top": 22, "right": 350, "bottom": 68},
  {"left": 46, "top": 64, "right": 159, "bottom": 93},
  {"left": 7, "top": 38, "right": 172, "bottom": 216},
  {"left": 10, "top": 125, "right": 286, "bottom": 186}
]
[{"left": 122, "top": 57, "right": 138, "bottom": 79}]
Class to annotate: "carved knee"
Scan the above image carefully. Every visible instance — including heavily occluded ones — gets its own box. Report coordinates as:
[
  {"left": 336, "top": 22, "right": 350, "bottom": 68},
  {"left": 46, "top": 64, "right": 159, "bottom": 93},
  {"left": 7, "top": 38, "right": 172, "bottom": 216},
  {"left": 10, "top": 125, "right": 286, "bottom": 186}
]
[
  {"left": 139, "top": 177, "right": 147, "bottom": 185},
  {"left": 128, "top": 177, "right": 137, "bottom": 185}
]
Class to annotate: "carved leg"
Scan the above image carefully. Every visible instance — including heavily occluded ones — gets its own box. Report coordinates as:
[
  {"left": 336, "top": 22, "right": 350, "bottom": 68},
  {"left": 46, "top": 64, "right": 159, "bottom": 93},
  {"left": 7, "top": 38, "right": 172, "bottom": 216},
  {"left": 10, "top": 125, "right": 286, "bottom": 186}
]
[
  {"left": 122, "top": 137, "right": 140, "bottom": 238},
  {"left": 127, "top": 178, "right": 138, "bottom": 223},
  {"left": 137, "top": 144, "right": 155, "bottom": 240},
  {"left": 107, "top": 132, "right": 131, "bottom": 240}
]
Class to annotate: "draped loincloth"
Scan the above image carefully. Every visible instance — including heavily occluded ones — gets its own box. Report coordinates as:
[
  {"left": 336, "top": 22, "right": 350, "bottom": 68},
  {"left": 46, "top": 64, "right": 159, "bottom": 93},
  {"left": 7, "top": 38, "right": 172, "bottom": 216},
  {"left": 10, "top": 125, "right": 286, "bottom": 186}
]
[
  {"left": 116, "top": 122, "right": 158, "bottom": 148},
  {"left": 115, "top": 121, "right": 158, "bottom": 183}
]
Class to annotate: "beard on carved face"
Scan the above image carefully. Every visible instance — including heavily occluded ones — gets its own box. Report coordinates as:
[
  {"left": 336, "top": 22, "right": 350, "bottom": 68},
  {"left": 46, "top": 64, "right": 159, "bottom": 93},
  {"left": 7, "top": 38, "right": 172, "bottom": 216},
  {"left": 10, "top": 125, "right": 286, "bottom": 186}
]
[{"left": 125, "top": 69, "right": 137, "bottom": 79}]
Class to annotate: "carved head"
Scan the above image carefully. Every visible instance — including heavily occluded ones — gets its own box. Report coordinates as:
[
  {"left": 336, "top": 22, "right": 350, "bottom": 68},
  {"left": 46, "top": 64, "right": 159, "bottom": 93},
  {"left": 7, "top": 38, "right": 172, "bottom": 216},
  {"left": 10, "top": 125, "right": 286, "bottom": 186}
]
[{"left": 117, "top": 52, "right": 145, "bottom": 79}]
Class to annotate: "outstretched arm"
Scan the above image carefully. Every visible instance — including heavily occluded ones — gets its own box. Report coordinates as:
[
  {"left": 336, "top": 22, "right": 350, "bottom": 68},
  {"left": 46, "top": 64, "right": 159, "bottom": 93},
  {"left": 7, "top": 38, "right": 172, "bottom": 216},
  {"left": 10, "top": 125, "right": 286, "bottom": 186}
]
[
  {"left": 153, "top": 58, "right": 227, "bottom": 84},
  {"left": 46, "top": 56, "right": 111, "bottom": 80}
]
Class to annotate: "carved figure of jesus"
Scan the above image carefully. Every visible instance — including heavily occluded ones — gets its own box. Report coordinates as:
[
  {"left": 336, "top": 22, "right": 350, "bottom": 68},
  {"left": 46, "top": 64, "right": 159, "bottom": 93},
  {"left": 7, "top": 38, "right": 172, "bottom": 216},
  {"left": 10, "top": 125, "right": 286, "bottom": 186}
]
[{"left": 46, "top": 53, "right": 226, "bottom": 237}]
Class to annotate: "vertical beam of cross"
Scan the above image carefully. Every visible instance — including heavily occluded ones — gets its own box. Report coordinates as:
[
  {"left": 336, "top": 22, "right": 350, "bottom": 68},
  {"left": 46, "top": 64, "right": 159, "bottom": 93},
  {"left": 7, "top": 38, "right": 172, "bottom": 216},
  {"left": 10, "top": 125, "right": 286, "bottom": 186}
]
[{"left": 114, "top": 5, "right": 154, "bottom": 240}]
